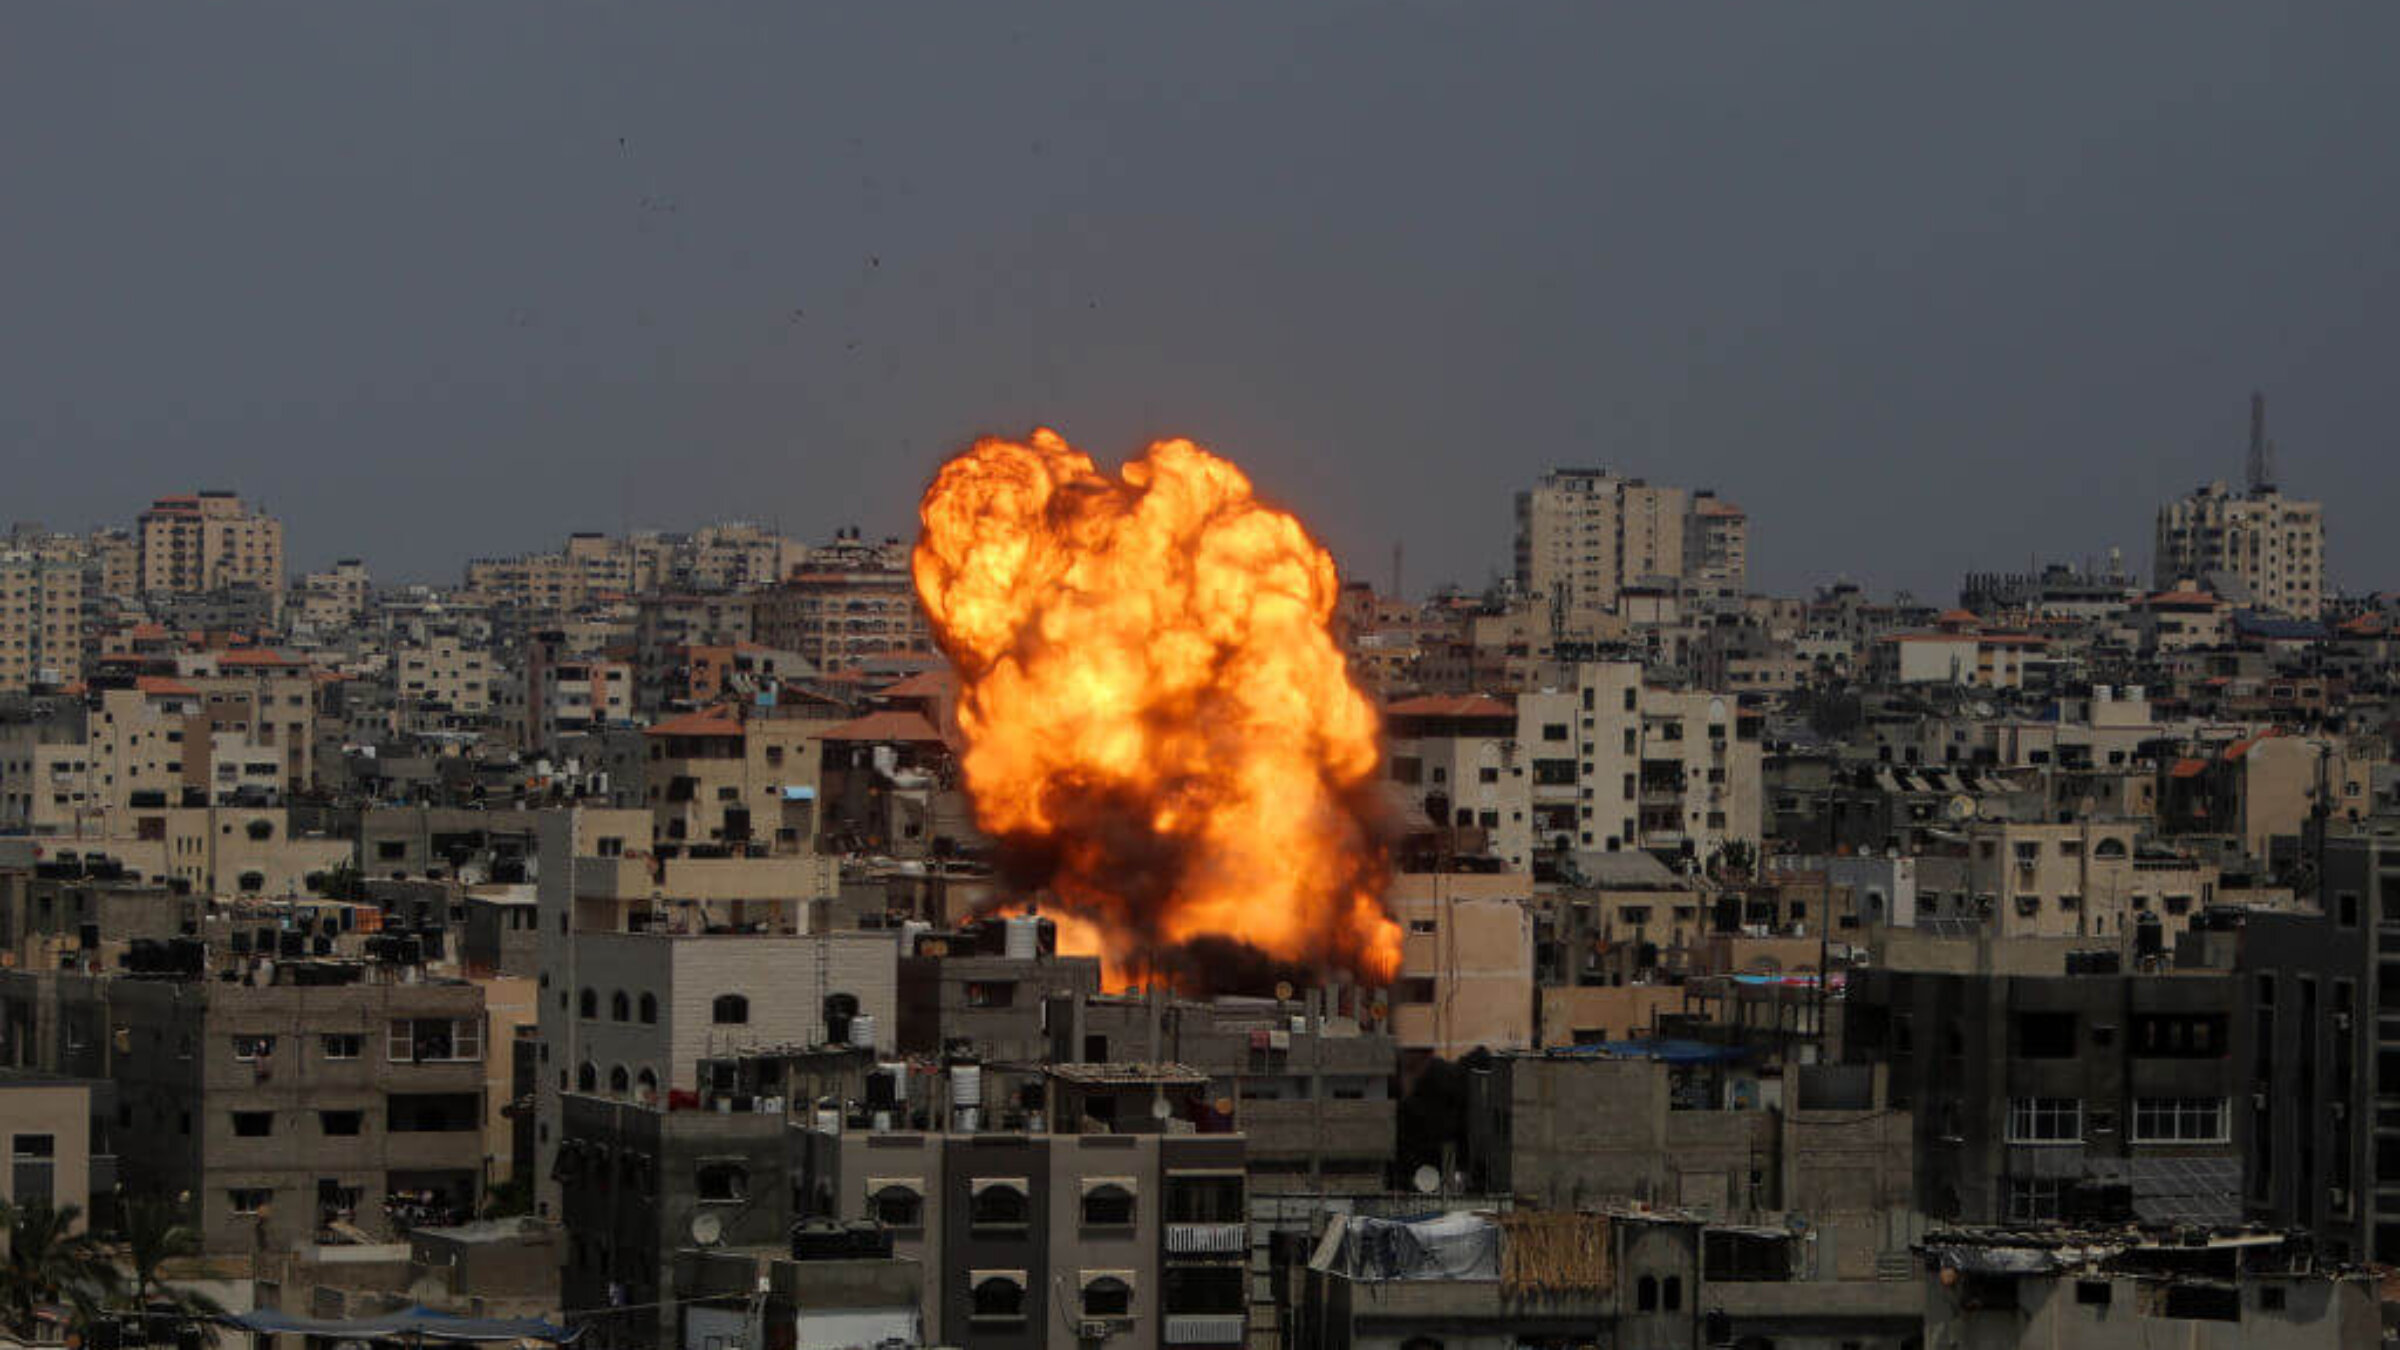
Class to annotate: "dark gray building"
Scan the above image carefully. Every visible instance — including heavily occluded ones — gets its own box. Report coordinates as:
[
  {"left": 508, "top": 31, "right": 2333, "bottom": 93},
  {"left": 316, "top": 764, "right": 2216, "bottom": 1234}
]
[
  {"left": 2238, "top": 829, "right": 2400, "bottom": 1263},
  {"left": 1844, "top": 962, "right": 2243, "bottom": 1227}
]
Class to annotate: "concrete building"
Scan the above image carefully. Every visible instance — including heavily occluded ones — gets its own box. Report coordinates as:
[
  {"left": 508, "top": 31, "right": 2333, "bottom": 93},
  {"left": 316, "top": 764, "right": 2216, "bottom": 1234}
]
[
  {"left": 1683, "top": 491, "right": 1749, "bottom": 599},
  {"left": 0, "top": 551, "right": 84, "bottom": 693},
  {"left": 752, "top": 555, "right": 933, "bottom": 674},
  {"left": 1381, "top": 696, "right": 1530, "bottom": 873},
  {"left": 0, "top": 959, "right": 492, "bottom": 1254},
  {"left": 1513, "top": 468, "right": 1687, "bottom": 627},
  {"left": 1921, "top": 1227, "right": 2377, "bottom": 1350},
  {"left": 136, "top": 492, "right": 285, "bottom": 597},
  {"left": 1843, "top": 963, "right": 2243, "bottom": 1227},
  {"left": 643, "top": 700, "right": 844, "bottom": 856},
  {"left": 2237, "top": 830, "right": 2400, "bottom": 1264},
  {"left": 1963, "top": 820, "right": 2217, "bottom": 946},
  {"left": 0, "top": 1073, "right": 106, "bottom": 1223},
  {"left": 1388, "top": 872, "right": 1535, "bottom": 1067},
  {"left": 1515, "top": 662, "right": 1764, "bottom": 871},
  {"left": 531, "top": 809, "right": 888, "bottom": 1217},
  {"left": 2156, "top": 480, "right": 2325, "bottom": 619},
  {"left": 293, "top": 559, "right": 371, "bottom": 631}
]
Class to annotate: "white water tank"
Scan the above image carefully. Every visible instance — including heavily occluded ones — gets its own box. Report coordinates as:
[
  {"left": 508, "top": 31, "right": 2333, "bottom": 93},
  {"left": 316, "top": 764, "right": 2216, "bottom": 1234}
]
[
  {"left": 1003, "top": 915, "right": 1040, "bottom": 961},
  {"left": 847, "top": 1013, "right": 877, "bottom": 1049}
]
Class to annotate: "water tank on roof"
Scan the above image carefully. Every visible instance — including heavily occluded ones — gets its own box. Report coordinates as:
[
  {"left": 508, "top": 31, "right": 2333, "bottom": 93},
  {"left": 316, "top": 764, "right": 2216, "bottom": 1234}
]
[{"left": 1003, "top": 915, "right": 1040, "bottom": 961}]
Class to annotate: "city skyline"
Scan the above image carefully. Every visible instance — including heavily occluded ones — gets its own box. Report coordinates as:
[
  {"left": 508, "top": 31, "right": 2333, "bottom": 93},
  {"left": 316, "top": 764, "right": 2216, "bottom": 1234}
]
[{"left": 4, "top": 5, "right": 2396, "bottom": 599}]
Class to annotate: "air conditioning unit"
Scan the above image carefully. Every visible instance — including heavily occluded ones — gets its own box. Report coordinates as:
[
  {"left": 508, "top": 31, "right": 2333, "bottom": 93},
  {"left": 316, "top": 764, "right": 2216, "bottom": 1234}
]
[
  {"left": 2329, "top": 1187, "right": 2350, "bottom": 1211},
  {"left": 1076, "top": 1321, "right": 1114, "bottom": 1341}
]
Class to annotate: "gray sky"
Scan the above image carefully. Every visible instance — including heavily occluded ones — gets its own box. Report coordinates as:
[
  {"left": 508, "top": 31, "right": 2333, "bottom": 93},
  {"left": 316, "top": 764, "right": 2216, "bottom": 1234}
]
[{"left": 4, "top": 4, "right": 2395, "bottom": 601}]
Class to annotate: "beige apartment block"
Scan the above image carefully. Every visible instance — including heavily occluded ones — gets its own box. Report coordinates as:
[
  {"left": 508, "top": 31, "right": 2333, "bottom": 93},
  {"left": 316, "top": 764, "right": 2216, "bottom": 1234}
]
[
  {"left": 0, "top": 553, "right": 84, "bottom": 693},
  {"left": 644, "top": 703, "right": 842, "bottom": 855},
  {"left": 1388, "top": 871, "right": 1535, "bottom": 1065},
  {"left": 1965, "top": 820, "right": 2219, "bottom": 946},
  {"left": 137, "top": 492, "right": 284, "bottom": 596},
  {"left": 2156, "top": 480, "right": 2325, "bottom": 618},
  {"left": 1514, "top": 468, "right": 1688, "bottom": 626},
  {"left": 1684, "top": 491, "right": 1750, "bottom": 597}
]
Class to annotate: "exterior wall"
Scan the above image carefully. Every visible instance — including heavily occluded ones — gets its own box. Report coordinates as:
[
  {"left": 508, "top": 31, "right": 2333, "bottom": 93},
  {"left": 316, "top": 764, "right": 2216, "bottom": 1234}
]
[
  {"left": 1389, "top": 873, "right": 1534, "bottom": 1060},
  {"left": 0, "top": 1081, "right": 94, "bottom": 1223},
  {"left": 2156, "top": 482, "right": 2326, "bottom": 618},
  {"left": 1965, "top": 820, "right": 2216, "bottom": 945},
  {"left": 136, "top": 493, "right": 285, "bottom": 596}
]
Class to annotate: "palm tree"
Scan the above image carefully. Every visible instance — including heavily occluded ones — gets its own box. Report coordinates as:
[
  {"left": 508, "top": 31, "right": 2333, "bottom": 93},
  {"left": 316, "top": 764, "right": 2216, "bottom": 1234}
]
[
  {"left": 112, "top": 1193, "right": 224, "bottom": 1341},
  {"left": 0, "top": 1198, "right": 113, "bottom": 1339}
]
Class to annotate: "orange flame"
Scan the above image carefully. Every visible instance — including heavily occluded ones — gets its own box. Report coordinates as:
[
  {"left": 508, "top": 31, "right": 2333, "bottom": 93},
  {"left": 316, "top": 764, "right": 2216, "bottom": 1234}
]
[{"left": 915, "top": 430, "right": 1402, "bottom": 990}]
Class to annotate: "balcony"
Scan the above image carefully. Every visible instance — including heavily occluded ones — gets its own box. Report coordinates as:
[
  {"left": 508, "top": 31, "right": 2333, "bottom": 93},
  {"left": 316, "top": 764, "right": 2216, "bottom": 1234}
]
[
  {"left": 1163, "top": 1222, "right": 1246, "bottom": 1256},
  {"left": 1162, "top": 1315, "right": 1248, "bottom": 1346}
]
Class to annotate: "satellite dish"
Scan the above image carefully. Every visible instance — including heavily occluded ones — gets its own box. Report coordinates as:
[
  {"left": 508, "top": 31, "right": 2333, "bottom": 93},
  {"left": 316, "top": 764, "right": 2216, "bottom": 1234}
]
[
  {"left": 1274, "top": 981, "right": 1295, "bottom": 1003},
  {"left": 1411, "top": 1165, "right": 1440, "bottom": 1195},
  {"left": 1150, "top": 1097, "right": 1173, "bottom": 1121},
  {"left": 1944, "top": 794, "right": 1976, "bottom": 823},
  {"left": 690, "top": 1212, "right": 724, "bottom": 1247}
]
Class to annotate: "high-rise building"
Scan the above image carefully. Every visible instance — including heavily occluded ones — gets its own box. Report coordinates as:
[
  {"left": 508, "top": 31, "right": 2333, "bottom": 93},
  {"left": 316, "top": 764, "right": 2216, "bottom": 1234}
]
[
  {"left": 1513, "top": 468, "right": 1686, "bottom": 627},
  {"left": 0, "top": 550, "right": 84, "bottom": 691},
  {"left": 1684, "top": 491, "right": 1749, "bottom": 598},
  {"left": 2154, "top": 399, "right": 2325, "bottom": 617},
  {"left": 136, "top": 491, "right": 285, "bottom": 596}
]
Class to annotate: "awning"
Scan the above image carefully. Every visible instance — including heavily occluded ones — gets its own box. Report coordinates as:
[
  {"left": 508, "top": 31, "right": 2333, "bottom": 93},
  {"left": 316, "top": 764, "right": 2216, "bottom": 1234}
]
[
  {"left": 220, "top": 1305, "right": 583, "bottom": 1344},
  {"left": 782, "top": 786, "right": 816, "bottom": 801}
]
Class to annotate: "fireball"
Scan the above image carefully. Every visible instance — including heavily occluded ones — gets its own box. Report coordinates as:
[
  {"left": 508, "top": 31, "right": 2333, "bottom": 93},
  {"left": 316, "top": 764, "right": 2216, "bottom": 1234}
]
[{"left": 914, "top": 430, "right": 1402, "bottom": 990}]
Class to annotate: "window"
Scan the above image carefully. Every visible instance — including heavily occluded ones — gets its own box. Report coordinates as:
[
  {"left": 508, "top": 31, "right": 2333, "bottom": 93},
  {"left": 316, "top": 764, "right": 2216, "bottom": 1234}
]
[
  {"left": 608, "top": 1065, "right": 630, "bottom": 1096},
  {"left": 576, "top": 1062, "right": 597, "bottom": 1092},
  {"left": 712, "top": 994, "right": 749, "bottom": 1025},
  {"left": 232, "top": 1035, "right": 275, "bottom": 1062},
  {"left": 2132, "top": 1014, "right": 2227, "bottom": 1059},
  {"left": 11, "top": 1135, "right": 54, "bottom": 1207},
  {"left": 1541, "top": 723, "right": 1569, "bottom": 742},
  {"left": 2017, "top": 1012, "right": 2077, "bottom": 1058},
  {"left": 228, "top": 1188, "right": 271, "bottom": 1215},
  {"left": 610, "top": 991, "right": 630, "bottom": 1022},
  {"left": 1082, "top": 1183, "right": 1135, "bottom": 1226},
  {"left": 1082, "top": 1275, "right": 1132, "bottom": 1318},
  {"left": 321, "top": 1110, "right": 363, "bottom": 1136},
  {"left": 579, "top": 989, "right": 597, "bottom": 1019},
  {"left": 2131, "top": 1098, "right": 2229, "bottom": 1144},
  {"left": 638, "top": 993, "right": 658, "bottom": 1025},
  {"left": 965, "top": 981, "right": 1016, "bottom": 1009},
  {"left": 232, "top": 1112, "right": 273, "bottom": 1138},
  {"left": 971, "top": 1180, "right": 1031, "bottom": 1230},
  {"left": 1636, "top": 1275, "right": 1658, "bottom": 1312},
  {"left": 870, "top": 1184, "right": 923, "bottom": 1228},
  {"left": 1662, "top": 1276, "right": 1682, "bottom": 1311},
  {"left": 2007, "top": 1097, "right": 2083, "bottom": 1144},
  {"left": 971, "top": 1275, "right": 1026, "bottom": 1321},
  {"left": 695, "top": 1161, "right": 749, "bottom": 1203},
  {"left": 2008, "top": 1178, "right": 2063, "bottom": 1221},
  {"left": 322, "top": 1034, "right": 363, "bottom": 1060},
  {"left": 388, "top": 1017, "right": 483, "bottom": 1063}
]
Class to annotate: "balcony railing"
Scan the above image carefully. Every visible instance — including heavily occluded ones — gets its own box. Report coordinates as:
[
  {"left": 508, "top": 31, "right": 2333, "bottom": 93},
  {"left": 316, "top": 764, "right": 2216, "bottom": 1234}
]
[
  {"left": 1163, "top": 1222, "right": 1246, "bottom": 1255},
  {"left": 1162, "top": 1315, "right": 1248, "bottom": 1346}
]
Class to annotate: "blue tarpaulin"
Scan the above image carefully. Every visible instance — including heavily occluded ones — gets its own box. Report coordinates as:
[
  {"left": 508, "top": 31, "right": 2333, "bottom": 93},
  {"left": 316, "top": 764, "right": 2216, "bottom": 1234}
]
[
  {"left": 1550, "top": 1038, "right": 1751, "bottom": 1064},
  {"left": 221, "top": 1305, "right": 583, "bottom": 1344}
]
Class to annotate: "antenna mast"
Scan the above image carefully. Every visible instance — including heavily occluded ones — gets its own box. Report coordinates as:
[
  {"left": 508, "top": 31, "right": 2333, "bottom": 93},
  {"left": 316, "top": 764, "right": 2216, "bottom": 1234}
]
[{"left": 2246, "top": 390, "right": 2275, "bottom": 494}]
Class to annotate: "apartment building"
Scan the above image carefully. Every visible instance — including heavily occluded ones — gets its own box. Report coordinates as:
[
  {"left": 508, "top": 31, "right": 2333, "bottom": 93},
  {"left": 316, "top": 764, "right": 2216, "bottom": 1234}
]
[
  {"left": 531, "top": 809, "right": 891, "bottom": 1216},
  {"left": 0, "top": 960, "right": 491, "bottom": 1254},
  {"left": 294, "top": 559, "right": 372, "bottom": 631},
  {"left": 2156, "top": 480, "right": 2325, "bottom": 618},
  {"left": 752, "top": 561, "right": 933, "bottom": 673},
  {"left": 643, "top": 700, "right": 844, "bottom": 854},
  {"left": 1963, "top": 820, "right": 2217, "bottom": 945},
  {"left": 1683, "top": 490, "right": 1750, "bottom": 599},
  {"left": 1844, "top": 962, "right": 2243, "bottom": 1227},
  {"left": 1381, "top": 695, "right": 1532, "bottom": 872},
  {"left": 1513, "top": 468, "right": 1687, "bottom": 627},
  {"left": 393, "top": 630, "right": 495, "bottom": 719},
  {"left": 136, "top": 492, "right": 284, "bottom": 596},
  {"left": 2239, "top": 831, "right": 2400, "bottom": 1264},
  {"left": 0, "top": 551, "right": 84, "bottom": 692},
  {"left": 1517, "top": 662, "right": 1764, "bottom": 871}
]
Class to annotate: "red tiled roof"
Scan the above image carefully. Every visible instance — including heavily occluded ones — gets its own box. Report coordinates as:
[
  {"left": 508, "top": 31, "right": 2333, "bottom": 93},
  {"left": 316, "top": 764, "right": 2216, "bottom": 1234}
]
[
  {"left": 877, "top": 668, "right": 956, "bottom": 700},
  {"left": 645, "top": 708, "right": 744, "bottom": 739},
  {"left": 2169, "top": 758, "right": 2209, "bottom": 779},
  {"left": 136, "top": 676, "right": 197, "bottom": 698},
  {"left": 819, "top": 710, "right": 948, "bottom": 743},
  {"left": 1384, "top": 694, "right": 1515, "bottom": 719},
  {"left": 1694, "top": 499, "right": 1746, "bottom": 518},
  {"left": 215, "top": 649, "right": 291, "bottom": 668},
  {"left": 2140, "top": 589, "right": 2221, "bottom": 608},
  {"left": 2223, "top": 728, "right": 2281, "bottom": 761}
]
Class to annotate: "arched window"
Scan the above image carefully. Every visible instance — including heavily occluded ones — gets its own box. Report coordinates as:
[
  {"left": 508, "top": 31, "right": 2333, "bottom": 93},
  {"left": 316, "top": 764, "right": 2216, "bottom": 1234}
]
[
  {"left": 579, "top": 989, "right": 597, "bottom": 1019},
  {"left": 608, "top": 1064, "right": 630, "bottom": 1096},
  {"left": 635, "top": 1068, "right": 659, "bottom": 1104},
  {"left": 1637, "top": 1276, "right": 1658, "bottom": 1312},
  {"left": 697, "top": 1162, "right": 749, "bottom": 1202},
  {"left": 246, "top": 819, "right": 274, "bottom": 841},
  {"left": 638, "top": 993, "right": 658, "bottom": 1024},
  {"left": 712, "top": 994, "right": 749, "bottom": 1025},
  {"left": 970, "top": 1181, "right": 1030, "bottom": 1230},
  {"left": 610, "top": 991, "right": 631, "bottom": 1023},
  {"left": 237, "top": 871, "right": 266, "bottom": 893},
  {"left": 2095, "top": 837, "right": 2129, "bottom": 859},
  {"left": 1081, "top": 1183, "right": 1135, "bottom": 1226},
  {"left": 1662, "top": 1275, "right": 1683, "bottom": 1311},
  {"left": 971, "top": 1276, "right": 1025, "bottom": 1320},
  {"left": 576, "top": 1062, "right": 597, "bottom": 1092},
  {"left": 1082, "top": 1276, "right": 1132, "bottom": 1319},
  {"left": 870, "top": 1184, "right": 923, "bottom": 1228}
]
